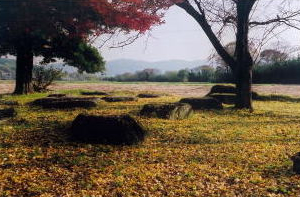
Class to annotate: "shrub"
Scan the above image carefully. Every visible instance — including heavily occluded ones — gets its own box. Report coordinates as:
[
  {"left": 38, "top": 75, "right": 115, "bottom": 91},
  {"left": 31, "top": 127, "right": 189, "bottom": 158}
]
[{"left": 32, "top": 66, "right": 64, "bottom": 92}]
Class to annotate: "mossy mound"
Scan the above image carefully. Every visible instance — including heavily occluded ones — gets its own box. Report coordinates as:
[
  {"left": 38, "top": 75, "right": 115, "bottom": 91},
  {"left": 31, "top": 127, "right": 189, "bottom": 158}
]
[
  {"left": 180, "top": 97, "right": 223, "bottom": 110},
  {"left": 208, "top": 85, "right": 236, "bottom": 95},
  {"left": 0, "top": 108, "right": 16, "bottom": 120},
  {"left": 140, "top": 103, "right": 193, "bottom": 120},
  {"left": 31, "top": 97, "right": 98, "bottom": 109},
  {"left": 71, "top": 114, "right": 147, "bottom": 145},
  {"left": 137, "top": 94, "right": 161, "bottom": 98},
  {"left": 48, "top": 94, "right": 67, "bottom": 98},
  {"left": 209, "top": 93, "right": 236, "bottom": 105},
  {"left": 291, "top": 152, "right": 300, "bottom": 174},
  {"left": 102, "top": 96, "right": 137, "bottom": 102},
  {"left": 81, "top": 91, "right": 109, "bottom": 96},
  {"left": 207, "top": 85, "right": 259, "bottom": 101},
  {"left": 0, "top": 100, "right": 19, "bottom": 106}
]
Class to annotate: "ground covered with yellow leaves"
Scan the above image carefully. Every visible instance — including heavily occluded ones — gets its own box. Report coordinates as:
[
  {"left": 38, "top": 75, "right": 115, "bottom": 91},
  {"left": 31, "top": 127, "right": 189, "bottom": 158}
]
[{"left": 1, "top": 89, "right": 300, "bottom": 197}]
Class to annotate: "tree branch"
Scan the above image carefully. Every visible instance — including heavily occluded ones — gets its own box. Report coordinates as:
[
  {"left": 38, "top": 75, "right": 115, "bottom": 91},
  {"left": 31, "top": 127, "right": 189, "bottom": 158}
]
[{"left": 176, "top": 0, "right": 236, "bottom": 69}]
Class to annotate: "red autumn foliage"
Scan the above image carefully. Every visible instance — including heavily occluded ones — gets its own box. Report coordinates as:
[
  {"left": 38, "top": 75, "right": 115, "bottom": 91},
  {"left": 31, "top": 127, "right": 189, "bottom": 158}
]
[{"left": 0, "top": 0, "right": 174, "bottom": 94}]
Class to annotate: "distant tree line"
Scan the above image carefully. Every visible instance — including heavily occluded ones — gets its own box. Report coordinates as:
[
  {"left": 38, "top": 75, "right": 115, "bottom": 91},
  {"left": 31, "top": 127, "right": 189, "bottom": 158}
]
[
  {"left": 105, "top": 58, "right": 300, "bottom": 84},
  {"left": 61, "top": 72, "right": 102, "bottom": 81}
]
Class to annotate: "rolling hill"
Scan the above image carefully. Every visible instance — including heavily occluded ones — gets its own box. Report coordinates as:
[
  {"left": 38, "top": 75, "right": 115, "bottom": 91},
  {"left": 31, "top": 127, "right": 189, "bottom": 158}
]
[
  {"left": 0, "top": 58, "right": 208, "bottom": 78},
  {"left": 104, "top": 59, "right": 207, "bottom": 76},
  {"left": 46, "top": 59, "right": 208, "bottom": 76}
]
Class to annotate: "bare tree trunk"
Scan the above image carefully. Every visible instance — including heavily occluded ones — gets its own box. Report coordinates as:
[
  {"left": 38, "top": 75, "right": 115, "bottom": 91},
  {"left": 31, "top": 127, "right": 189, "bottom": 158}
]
[
  {"left": 14, "top": 41, "right": 34, "bottom": 94},
  {"left": 235, "top": 60, "right": 253, "bottom": 110},
  {"left": 234, "top": 1, "right": 255, "bottom": 111}
]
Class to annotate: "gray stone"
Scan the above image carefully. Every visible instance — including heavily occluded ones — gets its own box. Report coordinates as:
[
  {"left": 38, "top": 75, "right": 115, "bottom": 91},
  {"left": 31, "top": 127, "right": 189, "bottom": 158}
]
[
  {"left": 140, "top": 103, "right": 193, "bottom": 120},
  {"left": 180, "top": 97, "right": 223, "bottom": 110}
]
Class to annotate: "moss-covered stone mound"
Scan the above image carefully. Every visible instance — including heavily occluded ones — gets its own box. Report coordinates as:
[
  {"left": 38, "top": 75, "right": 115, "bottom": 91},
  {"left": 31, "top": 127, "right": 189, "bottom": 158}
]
[
  {"left": 48, "top": 94, "right": 67, "bottom": 98},
  {"left": 0, "top": 108, "right": 16, "bottom": 120},
  {"left": 81, "top": 91, "right": 109, "bottom": 96},
  {"left": 102, "top": 96, "right": 137, "bottom": 102},
  {"left": 0, "top": 100, "right": 19, "bottom": 106},
  {"left": 208, "top": 93, "right": 236, "bottom": 105},
  {"left": 291, "top": 152, "right": 300, "bottom": 174},
  {"left": 31, "top": 97, "right": 98, "bottom": 109},
  {"left": 71, "top": 114, "right": 147, "bottom": 145},
  {"left": 207, "top": 85, "right": 259, "bottom": 104},
  {"left": 137, "top": 94, "right": 161, "bottom": 98},
  {"left": 208, "top": 85, "right": 236, "bottom": 95},
  {"left": 140, "top": 103, "right": 193, "bottom": 120},
  {"left": 180, "top": 97, "right": 223, "bottom": 110}
]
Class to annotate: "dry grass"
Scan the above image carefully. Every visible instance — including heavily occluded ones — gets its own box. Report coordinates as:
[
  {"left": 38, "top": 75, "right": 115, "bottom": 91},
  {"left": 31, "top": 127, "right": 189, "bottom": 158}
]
[
  {"left": 0, "top": 87, "right": 300, "bottom": 196},
  {"left": 2, "top": 81, "right": 300, "bottom": 97}
]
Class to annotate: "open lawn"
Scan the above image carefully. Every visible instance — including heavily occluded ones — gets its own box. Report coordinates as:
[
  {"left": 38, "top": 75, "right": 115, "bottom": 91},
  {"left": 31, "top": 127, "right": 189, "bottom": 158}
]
[
  {"left": 1, "top": 84, "right": 300, "bottom": 196},
  {"left": 2, "top": 81, "right": 300, "bottom": 97}
]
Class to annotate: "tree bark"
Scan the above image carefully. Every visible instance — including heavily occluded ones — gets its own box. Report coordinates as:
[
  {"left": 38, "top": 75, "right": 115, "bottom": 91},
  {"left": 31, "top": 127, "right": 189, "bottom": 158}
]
[
  {"left": 234, "top": 1, "right": 256, "bottom": 110},
  {"left": 176, "top": 0, "right": 256, "bottom": 110},
  {"left": 235, "top": 61, "right": 253, "bottom": 110},
  {"left": 14, "top": 40, "right": 34, "bottom": 94}
]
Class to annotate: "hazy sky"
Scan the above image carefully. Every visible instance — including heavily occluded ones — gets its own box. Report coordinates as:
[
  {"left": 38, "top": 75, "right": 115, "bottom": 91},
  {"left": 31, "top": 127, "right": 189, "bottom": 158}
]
[{"left": 100, "top": 5, "right": 300, "bottom": 62}]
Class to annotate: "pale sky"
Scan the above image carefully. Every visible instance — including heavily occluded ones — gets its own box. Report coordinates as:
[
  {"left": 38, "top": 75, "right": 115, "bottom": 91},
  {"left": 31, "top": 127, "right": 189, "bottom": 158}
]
[{"left": 100, "top": 5, "right": 300, "bottom": 62}]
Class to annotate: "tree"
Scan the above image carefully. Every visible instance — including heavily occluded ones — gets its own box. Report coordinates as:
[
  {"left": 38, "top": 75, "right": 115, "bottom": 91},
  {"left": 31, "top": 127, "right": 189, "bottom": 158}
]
[
  {"left": 136, "top": 68, "right": 160, "bottom": 81},
  {"left": 32, "top": 66, "right": 63, "bottom": 92},
  {"left": 259, "top": 42, "right": 300, "bottom": 64},
  {"left": 211, "top": 41, "right": 259, "bottom": 70},
  {"left": 163, "top": 0, "right": 300, "bottom": 110},
  {"left": 260, "top": 49, "right": 289, "bottom": 64},
  {"left": 0, "top": 0, "right": 164, "bottom": 94},
  {"left": 177, "top": 69, "right": 189, "bottom": 82}
]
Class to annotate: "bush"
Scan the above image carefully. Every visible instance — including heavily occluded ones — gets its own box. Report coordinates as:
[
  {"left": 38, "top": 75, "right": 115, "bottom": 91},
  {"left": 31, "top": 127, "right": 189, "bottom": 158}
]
[{"left": 32, "top": 66, "right": 64, "bottom": 92}]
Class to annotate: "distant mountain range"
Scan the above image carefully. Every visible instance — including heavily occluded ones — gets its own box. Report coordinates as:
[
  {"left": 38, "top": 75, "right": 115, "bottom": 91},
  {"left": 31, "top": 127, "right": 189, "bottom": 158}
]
[
  {"left": 105, "top": 59, "right": 208, "bottom": 76},
  {"left": 0, "top": 58, "right": 208, "bottom": 77}
]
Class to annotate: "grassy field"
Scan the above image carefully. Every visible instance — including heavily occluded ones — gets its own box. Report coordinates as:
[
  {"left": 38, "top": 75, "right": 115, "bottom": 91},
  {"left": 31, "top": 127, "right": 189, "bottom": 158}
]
[
  {"left": 2, "top": 81, "right": 300, "bottom": 97},
  {"left": 1, "top": 88, "right": 300, "bottom": 196}
]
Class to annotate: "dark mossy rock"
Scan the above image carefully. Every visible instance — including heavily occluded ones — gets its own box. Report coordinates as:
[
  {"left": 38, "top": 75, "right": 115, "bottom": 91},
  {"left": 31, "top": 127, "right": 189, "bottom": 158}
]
[
  {"left": 0, "top": 108, "right": 17, "bottom": 120},
  {"left": 48, "top": 94, "right": 67, "bottom": 98},
  {"left": 209, "top": 93, "right": 236, "bottom": 105},
  {"left": 81, "top": 91, "right": 109, "bottom": 96},
  {"left": 31, "top": 97, "right": 98, "bottom": 109},
  {"left": 71, "top": 114, "right": 147, "bottom": 145},
  {"left": 207, "top": 85, "right": 259, "bottom": 100},
  {"left": 180, "top": 97, "right": 223, "bottom": 110},
  {"left": 102, "top": 96, "right": 137, "bottom": 102},
  {"left": 0, "top": 100, "right": 19, "bottom": 106},
  {"left": 41, "top": 100, "right": 97, "bottom": 109},
  {"left": 137, "top": 94, "right": 161, "bottom": 98},
  {"left": 208, "top": 85, "right": 236, "bottom": 95},
  {"left": 252, "top": 91, "right": 259, "bottom": 100},
  {"left": 291, "top": 152, "right": 300, "bottom": 174},
  {"left": 140, "top": 103, "right": 193, "bottom": 120}
]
